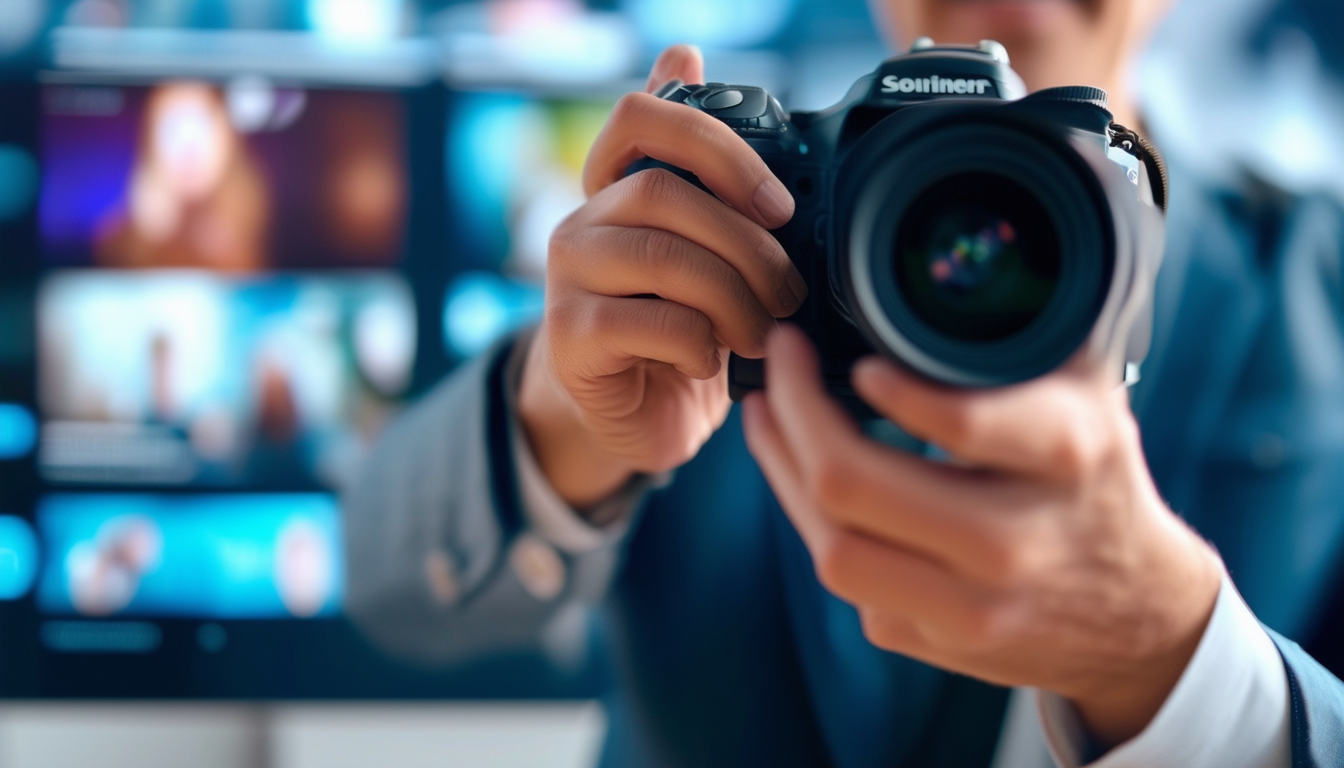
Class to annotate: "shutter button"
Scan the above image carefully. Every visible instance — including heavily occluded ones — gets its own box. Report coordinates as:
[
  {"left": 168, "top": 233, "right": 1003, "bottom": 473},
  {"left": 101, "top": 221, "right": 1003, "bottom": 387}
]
[{"left": 703, "top": 89, "right": 745, "bottom": 110}]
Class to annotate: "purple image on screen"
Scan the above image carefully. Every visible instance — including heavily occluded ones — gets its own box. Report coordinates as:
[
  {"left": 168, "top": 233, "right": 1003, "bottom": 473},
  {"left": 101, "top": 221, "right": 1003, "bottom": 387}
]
[
  {"left": 37, "top": 81, "right": 407, "bottom": 270},
  {"left": 39, "top": 87, "right": 142, "bottom": 264}
]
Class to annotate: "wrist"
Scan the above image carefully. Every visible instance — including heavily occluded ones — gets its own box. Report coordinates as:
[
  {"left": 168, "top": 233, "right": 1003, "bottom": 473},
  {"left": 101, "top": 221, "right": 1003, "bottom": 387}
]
[
  {"left": 517, "top": 330, "right": 636, "bottom": 510},
  {"left": 1067, "top": 526, "right": 1223, "bottom": 748}
]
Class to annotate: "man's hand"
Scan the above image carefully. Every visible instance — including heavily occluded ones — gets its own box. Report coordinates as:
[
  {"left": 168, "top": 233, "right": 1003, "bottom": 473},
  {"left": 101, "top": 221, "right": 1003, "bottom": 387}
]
[
  {"left": 742, "top": 324, "right": 1224, "bottom": 747},
  {"left": 519, "top": 45, "right": 805, "bottom": 509}
]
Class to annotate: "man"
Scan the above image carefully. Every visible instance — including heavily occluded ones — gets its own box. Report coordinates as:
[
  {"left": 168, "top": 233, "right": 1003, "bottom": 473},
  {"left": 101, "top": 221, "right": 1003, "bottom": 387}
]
[{"left": 344, "top": 1, "right": 1344, "bottom": 765}]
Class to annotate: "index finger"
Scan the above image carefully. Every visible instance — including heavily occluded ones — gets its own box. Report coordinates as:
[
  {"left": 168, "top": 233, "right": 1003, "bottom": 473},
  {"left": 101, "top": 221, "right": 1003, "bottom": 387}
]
[
  {"left": 643, "top": 44, "right": 704, "bottom": 94},
  {"left": 582, "top": 92, "right": 796, "bottom": 230},
  {"left": 851, "top": 355, "right": 1123, "bottom": 481},
  {"left": 759, "top": 325, "right": 1020, "bottom": 566}
]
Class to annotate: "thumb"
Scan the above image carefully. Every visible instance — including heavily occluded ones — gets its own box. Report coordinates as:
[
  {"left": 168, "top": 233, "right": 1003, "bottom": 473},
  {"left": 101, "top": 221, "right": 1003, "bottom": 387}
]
[{"left": 644, "top": 44, "right": 704, "bottom": 94}]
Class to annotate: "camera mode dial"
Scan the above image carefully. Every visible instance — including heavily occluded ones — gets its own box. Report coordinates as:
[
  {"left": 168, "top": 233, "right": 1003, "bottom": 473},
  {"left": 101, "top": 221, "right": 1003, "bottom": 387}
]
[{"left": 660, "top": 82, "right": 788, "bottom": 132}]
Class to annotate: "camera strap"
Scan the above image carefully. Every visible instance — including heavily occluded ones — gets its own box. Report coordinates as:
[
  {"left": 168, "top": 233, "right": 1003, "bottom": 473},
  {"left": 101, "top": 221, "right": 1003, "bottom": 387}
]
[{"left": 1110, "top": 123, "right": 1169, "bottom": 213}]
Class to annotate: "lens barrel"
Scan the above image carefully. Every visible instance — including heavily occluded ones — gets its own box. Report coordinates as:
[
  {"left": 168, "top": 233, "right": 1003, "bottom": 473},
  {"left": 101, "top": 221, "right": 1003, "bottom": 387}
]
[
  {"left": 894, "top": 170, "right": 1062, "bottom": 343},
  {"left": 841, "top": 113, "right": 1115, "bottom": 387}
]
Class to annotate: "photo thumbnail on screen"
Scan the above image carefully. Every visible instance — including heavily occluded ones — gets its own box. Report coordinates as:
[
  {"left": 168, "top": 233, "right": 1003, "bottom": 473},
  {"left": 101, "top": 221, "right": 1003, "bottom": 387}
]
[
  {"left": 37, "top": 493, "right": 342, "bottom": 619},
  {"left": 39, "top": 272, "right": 415, "bottom": 488},
  {"left": 441, "top": 92, "right": 609, "bottom": 359},
  {"left": 40, "top": 80, "right": 407, "bottom": 270}
]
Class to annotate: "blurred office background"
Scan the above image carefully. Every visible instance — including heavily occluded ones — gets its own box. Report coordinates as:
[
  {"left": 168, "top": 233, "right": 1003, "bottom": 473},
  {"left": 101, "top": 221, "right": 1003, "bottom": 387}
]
[{"left": 0, "top": 0, "right": 1338, "bottom": 766}]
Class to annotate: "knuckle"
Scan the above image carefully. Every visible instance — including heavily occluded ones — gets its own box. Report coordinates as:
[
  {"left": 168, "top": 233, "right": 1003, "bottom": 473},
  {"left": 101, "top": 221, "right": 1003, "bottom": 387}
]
[
  {"left": 980, "top": 540, "right": 1031, "bottom": 585},
  {"left": 973, "top": 544, "right": 1010, "bottom": 581},
  {"left": 811, "top": 457, "right": 856, "bottom": 513},
  {"left": 543, "top": 297, "right": 580, "bottom": 338},
  {"left": 609, "top": 92, "right": 652, "bottom": 127},
  {"left": 752, "top": 228, "right": 790, "bottom": 290},
  {"left": 814, "top": 534, "right": 860, "bottom": 596},
  {"left": 546, "top": 213, "right": 581, "bottom": 267},
  {"left": 574, "top": 297, "right": 616, "bottom": 341},
  {"left": 957, "top": 604, "right": 1003, "bottom": 648},
  {"left": 728, "top": 276, "right": 767, "bottom": 342},
  {"left": 940, "top": 400, "right": 988, "bottom": 451},
  {"left": 754, "top": 226, "right": 783, "bottom": 268},
  {"left": 646, "top": 301, "right": 684, "bottom": 339},
  {"left": 632, "top": 228, "right": 683, "bottom": 277},
  {"left": 969, "top": 602, "right": 1023, "bottom": 652},
  {"left": 680, "top": 110, "right": 728, "bottom": 153},
  {"left": 944, "top": 592, "right": 1014, "bottom": 651},
  {"left": 650, "top": 302, "right": 712, "bottom": 351},
  {"left": 860, "top": 612, "right": 903, "bottom": 650},
  {"left": 1051, "top": 401, "right": 1109, "bottom": 477},
  {"left": 1053, "top": 428, "right": 1097, "bottom": 476},
  {"left": 626, "top": 167, "right": 682, "bottom": 207},
  {"left": 544, "top": 302, "right": 598, "bottom": 379},
  {"left": 1113, "top": 406, "right": 1142, "bottom": 445}
]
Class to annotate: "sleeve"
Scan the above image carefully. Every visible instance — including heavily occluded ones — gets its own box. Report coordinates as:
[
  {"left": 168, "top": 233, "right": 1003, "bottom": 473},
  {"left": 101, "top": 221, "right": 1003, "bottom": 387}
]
[
  {"left": 1037, "top": 574, "right": 1291, "bottom": 768},
  {"left": 1265, "top": 630, "right": 1344, "bottom": 768},
  {"left": 341, "top": 330, "right": 651, "bottom": 668}
]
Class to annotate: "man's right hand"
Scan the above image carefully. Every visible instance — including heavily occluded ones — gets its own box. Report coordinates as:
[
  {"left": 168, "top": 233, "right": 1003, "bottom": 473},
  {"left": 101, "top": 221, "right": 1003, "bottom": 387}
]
[{"left": 517, "top": 44, "right": 806, "bottom": 510}]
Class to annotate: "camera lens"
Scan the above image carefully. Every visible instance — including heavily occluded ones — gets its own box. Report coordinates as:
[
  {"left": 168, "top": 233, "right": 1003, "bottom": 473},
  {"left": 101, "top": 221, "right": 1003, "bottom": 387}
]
[
  {"left": 894, "top": 172, "right": 1060, "bottom": 343},
  {"left": 840, "top": 114, "right": 1118, "bottom": 387}
]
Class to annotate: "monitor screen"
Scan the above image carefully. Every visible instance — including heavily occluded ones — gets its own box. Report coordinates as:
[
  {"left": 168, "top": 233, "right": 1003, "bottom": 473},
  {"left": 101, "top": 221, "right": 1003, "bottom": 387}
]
[{"left": 0, "top": 73, "right": 612, "bottom": 699}]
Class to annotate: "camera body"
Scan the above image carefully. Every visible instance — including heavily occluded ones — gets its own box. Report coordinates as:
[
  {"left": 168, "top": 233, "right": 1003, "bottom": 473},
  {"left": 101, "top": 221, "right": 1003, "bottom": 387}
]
[{"left": 633, "top": 40, "right": 1168, "bottom": 403}]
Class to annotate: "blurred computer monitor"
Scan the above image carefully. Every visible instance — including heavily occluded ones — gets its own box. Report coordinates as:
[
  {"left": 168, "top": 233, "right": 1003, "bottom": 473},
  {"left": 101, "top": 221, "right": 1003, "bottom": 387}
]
[{"left": 0, "top": 40, "right": 616, "bottom": 698}]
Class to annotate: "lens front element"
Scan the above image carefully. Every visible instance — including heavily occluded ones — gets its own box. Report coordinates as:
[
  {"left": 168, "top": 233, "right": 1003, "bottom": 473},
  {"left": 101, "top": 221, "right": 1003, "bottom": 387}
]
[
  {"left": 841, "top": 116, "right": 1115, "bottom": 387},
  {"left": 895, "top": 172, "right": 1061, "bottom": 343}
]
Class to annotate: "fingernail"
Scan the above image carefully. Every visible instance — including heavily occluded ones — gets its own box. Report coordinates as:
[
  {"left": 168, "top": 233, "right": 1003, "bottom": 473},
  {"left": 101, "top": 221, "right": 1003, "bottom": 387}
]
[
  {"left": 753, "top": 179, "right": 795, "bottom": 228},
  {"left": 651, "top": 50, "right": 676, "bottom": 81},
  {"left": 648, "top": 51, "right": 679, "bottom": 92}
]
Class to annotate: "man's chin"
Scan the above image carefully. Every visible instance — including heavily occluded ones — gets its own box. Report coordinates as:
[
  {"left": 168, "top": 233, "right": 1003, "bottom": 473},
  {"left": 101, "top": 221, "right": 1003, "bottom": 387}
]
[{"left": 932, "top": 0, "right": 1091, "bottom": 43}]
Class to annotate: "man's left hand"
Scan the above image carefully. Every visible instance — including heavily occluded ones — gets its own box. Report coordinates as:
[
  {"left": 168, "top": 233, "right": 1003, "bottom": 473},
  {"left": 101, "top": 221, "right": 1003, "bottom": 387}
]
[{"left": 742, "top": 324, "right": 1223, "bottom": 747}]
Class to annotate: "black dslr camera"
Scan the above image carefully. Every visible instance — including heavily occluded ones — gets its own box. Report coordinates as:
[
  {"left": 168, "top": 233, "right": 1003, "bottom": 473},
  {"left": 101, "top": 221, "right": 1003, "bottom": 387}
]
[{"left": 632, "top": 39, "right": 1168, "bottom": 402}]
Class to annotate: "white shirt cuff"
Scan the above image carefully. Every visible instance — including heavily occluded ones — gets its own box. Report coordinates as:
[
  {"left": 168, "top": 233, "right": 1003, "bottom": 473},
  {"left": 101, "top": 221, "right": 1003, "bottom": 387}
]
[
  {"left": 1038, "top": 573, "right": 1290, "bottom": 768},
  {"left": 503, "top": 331, "right": 664, "bottom": 555},
  {"left": 511, "top": 417, "right": 654, "bottom": 553}
]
